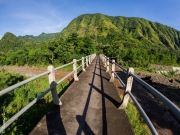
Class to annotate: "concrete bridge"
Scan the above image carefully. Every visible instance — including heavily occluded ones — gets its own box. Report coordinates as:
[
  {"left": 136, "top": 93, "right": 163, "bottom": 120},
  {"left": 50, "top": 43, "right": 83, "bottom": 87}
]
[
  {"left": 1, "top": 54, "right": 180, "bottom": 135},
  {"left": 29, "top": 56, "right": 134, "bottom": 135}
]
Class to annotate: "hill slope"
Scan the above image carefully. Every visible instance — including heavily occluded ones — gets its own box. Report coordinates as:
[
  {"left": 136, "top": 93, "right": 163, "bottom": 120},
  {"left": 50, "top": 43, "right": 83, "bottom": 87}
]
[
  {"left": 0, "top": 32, "right": 58, "bottom": 52},
  {"left": 0, "top": 32, "right": 34, "bottom": 52},
  {"left": 18, "top": 32, "right": 59, "bottom": 42},
  {"left": 57, "top": 13, "right": 180, "bottom": 49}
]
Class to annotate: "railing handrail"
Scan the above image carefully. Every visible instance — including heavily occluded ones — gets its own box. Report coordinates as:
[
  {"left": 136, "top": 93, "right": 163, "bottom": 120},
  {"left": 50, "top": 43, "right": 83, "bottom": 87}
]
[
  {"left": 100, "top": 54, "right": 180, "bottom": 135},
  {"left": 0, "top": 54, "right": 96, "bottom": 133},
  {"left": 130, "top": 73, "right": 180, "bottom": 120},
  {"left": 0, "top": 58, "right": 83, "bottom": 97}
]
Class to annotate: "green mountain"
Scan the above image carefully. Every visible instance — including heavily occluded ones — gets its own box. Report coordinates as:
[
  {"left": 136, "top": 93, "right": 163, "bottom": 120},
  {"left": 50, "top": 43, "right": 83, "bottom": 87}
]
[
  {"left": 0, "top": 32, "right": 34, "bottom": 52},
  {"left": 0, "top": 32, "right": 58, "bottom": 52},
  {"left": 57, "top": 13, "right": 180, "bottom": 49},
  {"left": 1, "top": 13, "right": 180, "bottom": 67},
  {"left": 18, "top": 32, "right": 59, "bottom": 42}
]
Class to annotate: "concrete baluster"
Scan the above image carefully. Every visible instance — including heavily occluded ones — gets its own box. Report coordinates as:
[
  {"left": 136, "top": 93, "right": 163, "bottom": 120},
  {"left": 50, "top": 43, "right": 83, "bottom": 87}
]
[
  {"left": 48, "top": 65, "right": 62, "bottom": 105},
  {"left": 82, "top": 57, "right": 86, "bottom": 71},
  {"left": 86, "top": 56, "right": 89, "bottom": 67},
  {"left": 110, "top": 59, "right": 115, "bottom": 82},
  {"left": 94, "top": 54, "right": 96, "bottom": 59},
  {"left": 119, "top": 68, "right": 134, "bottom": 109},
  {"left": 73, "top": 59, "right": 79, "bottom": 81},
  {"left": 89, "top": 55, "right": 91, "bottom": 65},
  {"left": 104, "top": 56, "right": 107, "bottom": 67},
  {"left": 106, "top": 57, "right": 109, "bottom": 72}
]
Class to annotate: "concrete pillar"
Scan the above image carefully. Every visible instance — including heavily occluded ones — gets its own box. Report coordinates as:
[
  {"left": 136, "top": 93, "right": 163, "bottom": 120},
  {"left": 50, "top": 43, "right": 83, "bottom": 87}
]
[
  {"left": 89, "top": 55, "right": 91, "bottom": 65},
  {"left": 86, "top": 56, "right": 89, "bottom": 67},
  {"left": 104, "top": 56, "right": 107, "bottom": 67},
  {"left": 110, "top": 59, "right": 115, "bottom": 82},
  {"left": 82, "top": 57, "right": 85, "bottom": 71},
  {"left": 73, "top": 59, "right": 79, "bottom": 81},
  {"left": 106, "top": 57, "right": 109, "bottom": 72},
  {"left": 119, "top": 68, "right": 134, "bottom": 109},
  {"left": 48, "top": 65, "right": 62, "bottom": 105}
]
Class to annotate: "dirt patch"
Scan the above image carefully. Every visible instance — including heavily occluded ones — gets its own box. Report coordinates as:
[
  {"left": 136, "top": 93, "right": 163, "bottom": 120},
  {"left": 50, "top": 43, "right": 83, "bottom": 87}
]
[
  {"left": 151, "top": 64, "right": 173, "bottom": 71},
  {"left": 0, "top": 65, "right": 73, "bottom": 82}
]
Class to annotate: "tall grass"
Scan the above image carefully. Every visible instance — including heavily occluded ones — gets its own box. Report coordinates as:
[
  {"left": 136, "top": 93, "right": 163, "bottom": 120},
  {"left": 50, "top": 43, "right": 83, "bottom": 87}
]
[{"left": 126, "top": 102, "right": 151, "bottom": 135}]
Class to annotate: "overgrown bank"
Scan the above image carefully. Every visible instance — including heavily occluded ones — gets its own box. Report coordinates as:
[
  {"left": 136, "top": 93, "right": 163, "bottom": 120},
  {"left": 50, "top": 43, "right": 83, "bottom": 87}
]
[{"left": 0, "top": 69, "right": 69, "bottom": 134}]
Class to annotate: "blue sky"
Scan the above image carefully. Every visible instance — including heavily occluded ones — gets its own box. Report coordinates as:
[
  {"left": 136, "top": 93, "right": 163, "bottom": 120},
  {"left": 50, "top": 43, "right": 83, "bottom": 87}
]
[{"left": 0, "top": 0, "right": 180, "bottom": 39}]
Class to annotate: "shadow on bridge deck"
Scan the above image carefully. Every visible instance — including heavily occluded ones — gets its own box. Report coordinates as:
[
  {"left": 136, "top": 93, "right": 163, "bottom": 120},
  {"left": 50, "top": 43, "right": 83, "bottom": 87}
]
[{"left": 29, "top": 56, "right": 134, "bottom": 135}]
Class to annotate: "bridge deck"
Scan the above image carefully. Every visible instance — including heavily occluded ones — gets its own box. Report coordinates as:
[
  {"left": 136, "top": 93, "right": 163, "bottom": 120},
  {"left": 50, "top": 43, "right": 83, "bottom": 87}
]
[{"left": 29, "top": 56, "right": 134, "bottom": 135}]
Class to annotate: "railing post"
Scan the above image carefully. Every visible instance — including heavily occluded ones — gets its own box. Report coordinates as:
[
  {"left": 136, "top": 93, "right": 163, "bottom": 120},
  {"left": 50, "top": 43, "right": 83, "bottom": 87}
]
[
  {"left": 82, "top": 57, "right": 86, "bottom": 71},
  {"left": 106, "top": 57, "right": 109, "bottom": 72},
  {"left": 119, "top": 68, "right": 134, "bottom": 109},
  {"left": 104, "top": 56, "right": 107, "bottom": 67},
  {"left": 48, "top": 65, "right": 62, "bottom": 105},
  {"left": 86, "top": 56, "right": 89, "bottom": 67},
  {"left": 73, "top": 59, "right": 79, "bottom": 81},
  {"left": 110, "top": 59, "right": 115, "bottom": 82},
  {"left": 89, "top": 55, "right": 91, "bottom": 65}
]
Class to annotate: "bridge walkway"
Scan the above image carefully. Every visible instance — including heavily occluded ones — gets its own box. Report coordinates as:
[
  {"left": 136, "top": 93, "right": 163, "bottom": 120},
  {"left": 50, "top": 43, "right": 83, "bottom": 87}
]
[{"left": 29, "top": 56, "right": 134, "bottom": 135}]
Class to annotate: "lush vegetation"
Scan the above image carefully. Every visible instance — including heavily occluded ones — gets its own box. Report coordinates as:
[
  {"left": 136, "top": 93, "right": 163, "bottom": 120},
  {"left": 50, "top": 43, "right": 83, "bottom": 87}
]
[
  {"left": 0, "top": 69, "right": 69, "bottom": 134},
  {"left": 0, "top": 33, "right": 95, "bottom": 66},
  {"left": 1, "top": 13, "right": 180, "bottom": 68},
  {"left": 18, "top": 32, "right": 59, "bottom": 42},
  {"left": 58, "top": 13, "right": 180, "bottom": 49},
  {"left": 100, "top": 44, "right": 180, "bottom": 67}
]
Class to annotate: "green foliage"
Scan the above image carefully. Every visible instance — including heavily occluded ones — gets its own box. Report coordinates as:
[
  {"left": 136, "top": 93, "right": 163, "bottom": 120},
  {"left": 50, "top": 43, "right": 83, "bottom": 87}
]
[
  {"left": 1, "top": 13, "right": 180, "bottom": 68},
  {"left": 0, "top": 32, "right": 36, "bottom": 52},
  {"left": 101, "top": 45, "right": 180, "bottom": 67},
  {"left": 0, "top": 33, "right": 96, "bottom": 66},
  {"left": 126, "top": 102, "right": 151, "bottom": 135},
  {"left": 18, "top": 32, "right": 59, "bottom": 42},
  {"left": 0, "top": 70, "right": 69, "bottom": 134},
  {"left": 57, "top": 13, "right": 180, "bottom": 49}
]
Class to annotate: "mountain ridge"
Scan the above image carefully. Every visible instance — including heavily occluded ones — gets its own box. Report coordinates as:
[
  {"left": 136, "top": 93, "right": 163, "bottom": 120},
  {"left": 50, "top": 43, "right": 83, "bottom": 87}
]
[
  {"left": 57, "top": 13, "right": 180, "bottom": 49},
  {"left": 1, "top": 13, "right": 180, "bottom": 50}
]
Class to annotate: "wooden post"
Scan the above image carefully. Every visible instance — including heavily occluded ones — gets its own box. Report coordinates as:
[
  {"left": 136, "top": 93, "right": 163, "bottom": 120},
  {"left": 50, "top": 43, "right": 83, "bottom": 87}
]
[
  {"left": 86, "top": 56, "right": 89, "bottom": 67},
  {"left": 119, "top": 68, "right": 134, "bottom": 109},
  {"left": 73, "top": 59, "right": 79, "bottom": 81},
  {"left": 110, "top": 59, "right": 115, "bottom": 82},
  {"left": 106, "top": 57, "right": 109, "bottom": 72},
  {"left": 82, "top": 57, "right": 85, "bottom": 71},
  {"left": 48, "top": 65, "right": 62, "bottom": 105}
]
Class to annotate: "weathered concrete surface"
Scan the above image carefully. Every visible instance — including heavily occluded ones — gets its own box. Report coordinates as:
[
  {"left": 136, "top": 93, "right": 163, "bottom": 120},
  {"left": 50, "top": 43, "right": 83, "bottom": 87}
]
[{"left": 29, "top": 56, "right": 134, "bottom": 135}]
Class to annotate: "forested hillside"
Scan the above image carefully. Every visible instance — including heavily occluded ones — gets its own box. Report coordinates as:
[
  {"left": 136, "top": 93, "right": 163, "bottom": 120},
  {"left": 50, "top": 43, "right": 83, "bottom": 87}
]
[
  {"left": 1, "top": 13, "right": 180, "bottom": 67},
  {"left": 0, "top": 32, "right": 36, "bottom": 52},
  {"left": 18, "top": 32, "right": 59, "bottom": 42},
  {"left": 58, "top": 13, "right": 180, "bottom": 49},
  {"left": 0, "top": 33, "right": 95, "bottom": 66}
]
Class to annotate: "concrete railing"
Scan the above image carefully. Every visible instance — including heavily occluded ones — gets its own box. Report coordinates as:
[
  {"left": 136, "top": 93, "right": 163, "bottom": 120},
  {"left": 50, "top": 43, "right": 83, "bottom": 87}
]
[
  {"left": 0, "top": 54, "right": 96, "bottom": 133},
  {"left": 100, "top": 54, "right": 180, "bottom": 135}
]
